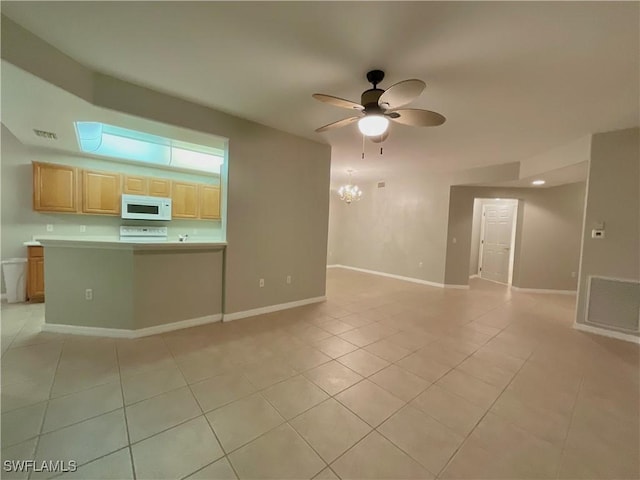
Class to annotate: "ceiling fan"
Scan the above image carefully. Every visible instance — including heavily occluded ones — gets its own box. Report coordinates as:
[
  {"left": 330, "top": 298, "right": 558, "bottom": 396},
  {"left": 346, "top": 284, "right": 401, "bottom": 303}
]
[{"left": 313, "top": 70, "right": 446, "bottom": 142}]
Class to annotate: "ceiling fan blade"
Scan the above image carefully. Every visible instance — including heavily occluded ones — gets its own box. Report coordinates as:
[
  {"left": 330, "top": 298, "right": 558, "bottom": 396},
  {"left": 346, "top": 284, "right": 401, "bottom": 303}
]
[
  {"left": 368, "top": 131, "right": 389, "bottom": 143},
  {"left": 389, "top": 109, "right": 446, "bottom": 127},
  {"left": 315, "top": 116, "right": 360, "bottom": 133},
  {"left": 378, "top": 79, "right": 426, "bottom": 110},
  {"left": 313, "top": 94, "right": 364, "bottom": 111}
]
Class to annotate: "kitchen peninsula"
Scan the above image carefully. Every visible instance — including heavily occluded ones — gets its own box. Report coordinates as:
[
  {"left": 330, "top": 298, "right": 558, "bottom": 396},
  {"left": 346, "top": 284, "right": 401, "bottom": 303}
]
[{"left": 37, "top": 237, "right": 226, "bottom": 337}]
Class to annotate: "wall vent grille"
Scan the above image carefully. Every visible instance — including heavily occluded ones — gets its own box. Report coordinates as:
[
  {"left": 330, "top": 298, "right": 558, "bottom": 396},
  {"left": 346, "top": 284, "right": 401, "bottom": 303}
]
[
  {"left": 33, "top": 129, "right": 57, "bottom": 140},
  {"left": 586, "top": 276, "right": 640, "bottom": 333}
]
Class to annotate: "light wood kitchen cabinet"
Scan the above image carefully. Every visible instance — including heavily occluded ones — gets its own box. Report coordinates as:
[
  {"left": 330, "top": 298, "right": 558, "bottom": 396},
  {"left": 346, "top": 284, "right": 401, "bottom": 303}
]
[
  {"left": 27, "top": 246, "right": 45, "bottom": 303},
  {"left": 123, "top": 175, "right": 148, "bottom": 195},
  {"left": 82, "top": 170, "right": 122, "bottom": 215},
  {"left": 149, "top": 178, "right": 171, "bottom": 198},
  {"left": 33, "top": 162, "right": 79, "bottom": 213},
  {"left": 199, "top": 185, "right": 221, "bottom": 220},
  {"left": 171, "top": 181, "right": 199, "bottom": 218}
]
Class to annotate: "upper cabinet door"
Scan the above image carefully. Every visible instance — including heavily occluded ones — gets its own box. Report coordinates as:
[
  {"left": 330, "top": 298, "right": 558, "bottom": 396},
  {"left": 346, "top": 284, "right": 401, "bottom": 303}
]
[
  {"left": 149, "top": 178, "right": 171, "bottom": 198},
  {"left": 123, "top": 175, "right": 148, "bottom": 195},
  {"left": 199, "top": 185, "right": 221, "bottom": 220},
  {"left": 82, "top": 170, "right": 122, "bottom": 215},
  {"left": 33, "top": 162, "right": 79, "bottom": 212},
  {"left": 172, "top": 181, "right": 198, "bottom": 218}
]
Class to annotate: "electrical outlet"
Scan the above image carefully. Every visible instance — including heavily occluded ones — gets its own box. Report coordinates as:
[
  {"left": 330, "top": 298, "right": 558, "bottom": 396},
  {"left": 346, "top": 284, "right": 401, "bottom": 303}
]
[
  {"left": 452, "top": 237, "right": 457, "bottom": 244},
  {"left": 259, "top": 278, "right": 264, "bottom": 288},
  {"left": 418, "top": 262, "right": 423, "bottom": 268},
  {"left": 286, "top": 275, "right": 292, "bottom": 284},
  {"left": 46, "top": 224, "right": 54, "bottom": 232},
  {"left": 193, "top": 228, "right": 198, "bottom": 234},
  {"left": 571, "top": 272, "right": 577, "bottom": 278},
  {"left": 79, "top": 225, "right": 86, "bottom": 232},
  {"left": 85, "top": 289, "right": 93, "bottom": 301}
]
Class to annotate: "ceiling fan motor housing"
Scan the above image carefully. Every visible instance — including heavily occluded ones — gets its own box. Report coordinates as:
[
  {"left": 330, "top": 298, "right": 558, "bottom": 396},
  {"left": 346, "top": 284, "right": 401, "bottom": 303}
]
[{"left": 361, "top": 89, "right": 385, "bottom": 114}]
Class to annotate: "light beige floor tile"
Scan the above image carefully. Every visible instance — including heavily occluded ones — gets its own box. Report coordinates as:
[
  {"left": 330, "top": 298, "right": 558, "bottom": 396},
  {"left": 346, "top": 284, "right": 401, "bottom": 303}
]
[
  {"left": 241, "top": 357, "right": 297, "bottom": 389},
  {"left": 416, "top": 342, "right": 469, "bottom": 367},
  {"left": 34, "top": 410, "right": 128, "bottom": 475},
  {"left": 386, "top": 331, "right": 437, "bottom": 351},
  {"left": 262, "top": 375, "right": 328, "bottom": 419},
  {"left": 336, "top": 349, "right": 389, "bottom": 377},
  {"left": 313, "top": 336, "right": 359, "bottom": 358},
  {"left": 126, "top": 386, "right": 202, "bottom": 442},
  {"left": 313, "top": 467, "right": 339, "bottom": 479},
  {"left": 206, "top": 393, "right": 284, "bottom": 452},
  {"left": 1, "top": 401, "right": 47, "bottom": 448},
  {"left": 464, "top": 412, "right": 562, "bottom": 479},
  {"left": 121, "top": 363, "right": 186, "bottom": 405},
  {"left": 369, "top": 364, "right": 430, "bottom": 401},
  {"left": 186, "top": 457, "right": 237, "bottom": 479},
  {"left": 335, "top": 380, "right": 404, "bottom": 427},
  {"left": 471, "top": 348, "right": 525, "bottom": 373},
  {"left": 316, "top": 318, "right": 354, "bottom": 335},
  {"left": 50, "top": 363, "right": 120, "bottom": 398},
  {"left": 0, "top": 438, "right": 38, "bottom": 480},
  {"left": 436, "top": 369, "right": 502, "bottom": 409},
  {"left": 1, "top": 379, "right": 52, "bottom": 413},
  {"left": 228, "top": 423, "right": 325, "bottom": 479},
  {"left": 364, "top": 339, "right": 411, "bottom": 362},
  {"left": 331, "top": 431, "right": 434, "bottom": 479},
  {"left": 132, "top": 416, "right": 223, "bottom": 480},
  {"left": 412, "top": 384, "right": 486, "bottom": 437},
  {"left": 56, "top": 448, "right": 133, "bottom": 479},
  {"left": 490, "top": 389, "right": 571, "bottom": 446},
  {"left": 290, "top": 398, "right": 371, "bottom": 463},
  {"left": 176, "top": 350, "right": 236, "bottom": 384},
  {"left": 284, "top": 345, "right": 332, "bottom": 372},
  {"left": 440, "top": 441, "right": 524, "bottom": 479},
  {"left": 379, "top": 404, "right": 464, "bottom": 474},
  {"left": 191, "top": 372, "right": 256, "bottom": 413},
  {"left": 456, "top": 355, "right": 515, "bottom": 388},
  {"left": 42, "top": 381, "right": 123, "bottom": 433},
  {"left": 304, "top": 361, "right": 363, "bottom": 395},
  {"left": 396, "top": 353, "right": 452, "bottom": 382}
]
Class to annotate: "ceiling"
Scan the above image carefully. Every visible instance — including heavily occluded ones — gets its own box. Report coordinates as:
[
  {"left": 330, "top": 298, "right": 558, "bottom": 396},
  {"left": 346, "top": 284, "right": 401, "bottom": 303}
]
[{"left": 2, "top": 2, "right": 638, "bottom": 184}]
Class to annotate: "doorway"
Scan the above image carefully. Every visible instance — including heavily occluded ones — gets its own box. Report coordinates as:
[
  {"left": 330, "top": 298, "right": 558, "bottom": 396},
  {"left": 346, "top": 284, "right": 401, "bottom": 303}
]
[{"left": 470, "top": 198, "right": 518, "bottom": 285}]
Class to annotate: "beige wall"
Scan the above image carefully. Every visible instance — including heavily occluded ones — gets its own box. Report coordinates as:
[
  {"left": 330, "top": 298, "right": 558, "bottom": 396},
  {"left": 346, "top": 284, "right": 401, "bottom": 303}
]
[
  {"left": 576, "top": 127, "right": 639, "bottom": 333},
  {"left": 327, "top": 161, "right": 523, "bottom": 285},
  {"left": 44, "top": 246, "right": 223, "bottom": 329},
  {"left": 445, "top": 182, "right": 586, "bottom": 290},
  {"left": 1, "top": 16, "right": 331, "bottom": 314}
]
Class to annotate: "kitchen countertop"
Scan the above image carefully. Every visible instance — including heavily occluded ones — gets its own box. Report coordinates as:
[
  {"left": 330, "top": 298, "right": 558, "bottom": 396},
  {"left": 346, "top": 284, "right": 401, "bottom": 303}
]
[{"left": 25, "top": 236, "right": 226, "bottom": 250}]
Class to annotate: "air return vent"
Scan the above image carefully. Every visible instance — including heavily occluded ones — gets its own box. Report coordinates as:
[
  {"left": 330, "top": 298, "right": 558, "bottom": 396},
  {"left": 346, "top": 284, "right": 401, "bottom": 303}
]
[
  {"left": 33, "top": 129, "right": 57, "bottom": 140},
  {"left": 586, "top": 276, "right": 640, "bottom": 333}
]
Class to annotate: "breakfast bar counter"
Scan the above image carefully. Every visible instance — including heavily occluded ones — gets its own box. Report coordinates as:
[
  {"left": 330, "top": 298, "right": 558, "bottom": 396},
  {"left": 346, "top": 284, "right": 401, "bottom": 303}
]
[{"left": 37, "top": 237, "right": 226, "bottom": 337}]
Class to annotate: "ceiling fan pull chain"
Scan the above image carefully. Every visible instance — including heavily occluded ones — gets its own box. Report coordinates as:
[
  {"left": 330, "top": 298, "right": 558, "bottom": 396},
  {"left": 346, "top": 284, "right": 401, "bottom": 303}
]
[
  {"left": 380, "top": 147, "right": 383, "bottom": 156},
  {"left": 362, "top": 134, "right": 366, "bottom": 159}
]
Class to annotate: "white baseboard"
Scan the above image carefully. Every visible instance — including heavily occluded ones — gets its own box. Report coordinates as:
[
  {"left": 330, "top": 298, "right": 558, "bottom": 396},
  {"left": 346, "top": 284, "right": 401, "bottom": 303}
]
[
  {"left": 326, "top": 264, "right": 340, "bottom": 269},
  {"left": 469, "top": 274, "right": 480, "bottom": 279},
  {"left": 511, "top": 286, "right": 576, "bottom": 295},
  {"left": 443, "top": 284, "right": 470, "bottom": 290},
  {"left": 329, "top": 264, "right": 446, "bottom": 288},
  {"left": 41, "top": 314, "right": 222, "bottom": 339},
  {"left": 573, "top": 322, "right": 640, "bottom": 344},
  {"left": 223, "top": 296, "right": 326, "bottom": 322}
]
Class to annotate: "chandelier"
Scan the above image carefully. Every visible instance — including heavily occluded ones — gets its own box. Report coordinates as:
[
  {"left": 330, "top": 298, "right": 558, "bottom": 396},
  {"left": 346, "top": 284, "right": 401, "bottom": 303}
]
[{"left": 338, "top": 170, "right": 363, "bottom": 204}]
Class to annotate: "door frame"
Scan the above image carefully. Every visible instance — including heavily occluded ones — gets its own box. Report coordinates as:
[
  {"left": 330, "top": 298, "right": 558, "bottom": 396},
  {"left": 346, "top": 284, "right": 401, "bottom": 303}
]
[{"left": 478, "top": 200, "right": 519, "bottom": 285}]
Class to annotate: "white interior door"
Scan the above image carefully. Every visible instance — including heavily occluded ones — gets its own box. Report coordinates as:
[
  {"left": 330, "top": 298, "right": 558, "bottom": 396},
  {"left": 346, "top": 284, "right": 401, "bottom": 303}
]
[{"left": 480, "top": 203, "right": 515, "bottom": 284}]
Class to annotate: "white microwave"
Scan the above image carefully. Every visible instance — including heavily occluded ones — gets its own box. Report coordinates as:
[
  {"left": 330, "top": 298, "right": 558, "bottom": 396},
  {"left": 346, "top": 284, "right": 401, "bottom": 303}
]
[{"left": 121, "top": 194, "right": 172, "bottom": 221}]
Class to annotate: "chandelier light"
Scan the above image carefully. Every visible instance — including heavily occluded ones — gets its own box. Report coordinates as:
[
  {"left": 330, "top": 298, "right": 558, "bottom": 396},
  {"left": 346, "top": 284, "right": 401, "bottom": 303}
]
[
  {"left": 357, "top": 115, "right": 389, "bottom": 137},
  {"left": 338, "top": 170, "right": 363, "bottom": 204}
]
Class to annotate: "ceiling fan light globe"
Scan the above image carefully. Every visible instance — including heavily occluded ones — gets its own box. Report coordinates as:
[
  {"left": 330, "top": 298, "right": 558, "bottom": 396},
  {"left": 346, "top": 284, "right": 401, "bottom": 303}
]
[{"left": 358, "top": 115, "right": 389, "bottom": 137}]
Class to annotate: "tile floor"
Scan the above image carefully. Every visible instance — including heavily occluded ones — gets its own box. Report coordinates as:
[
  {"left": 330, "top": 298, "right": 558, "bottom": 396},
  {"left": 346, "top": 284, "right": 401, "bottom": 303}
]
[{"left": 1, "top": 268, "right": 638, "bottom": 479}]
